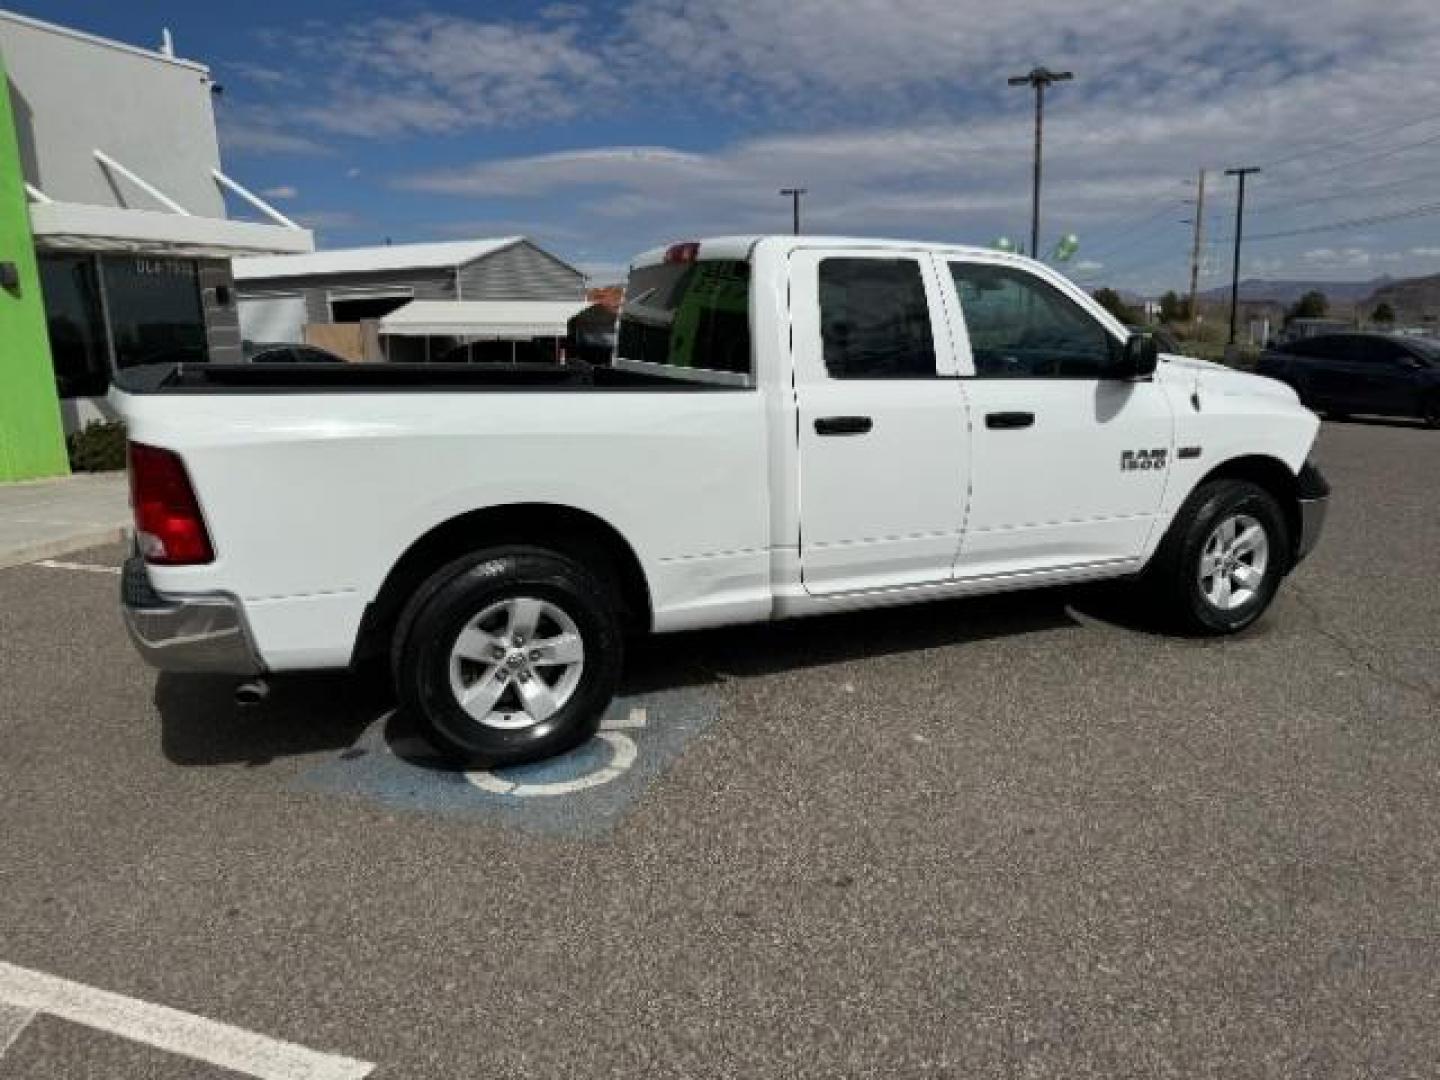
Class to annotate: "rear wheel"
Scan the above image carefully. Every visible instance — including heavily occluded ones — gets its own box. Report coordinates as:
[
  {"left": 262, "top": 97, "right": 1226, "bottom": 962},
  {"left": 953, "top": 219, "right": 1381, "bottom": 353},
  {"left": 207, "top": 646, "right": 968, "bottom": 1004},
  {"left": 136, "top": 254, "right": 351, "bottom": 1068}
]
[
  {"left": 394, "top": 548, "right": 624, "bottom": 767},
  {"left": 1144, "top": 479, "right": 1290, "bottom": 634},
  {"left": 1421, "top": 394, "right": 1440, "bottom": 429}
]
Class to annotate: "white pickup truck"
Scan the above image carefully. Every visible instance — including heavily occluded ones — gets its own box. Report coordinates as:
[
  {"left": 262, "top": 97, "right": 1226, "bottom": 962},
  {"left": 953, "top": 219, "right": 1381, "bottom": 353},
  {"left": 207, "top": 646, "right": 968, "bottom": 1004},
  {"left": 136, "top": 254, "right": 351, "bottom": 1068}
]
[{"left": 115, "top": 236, "right": 1329, "bottom": 765}]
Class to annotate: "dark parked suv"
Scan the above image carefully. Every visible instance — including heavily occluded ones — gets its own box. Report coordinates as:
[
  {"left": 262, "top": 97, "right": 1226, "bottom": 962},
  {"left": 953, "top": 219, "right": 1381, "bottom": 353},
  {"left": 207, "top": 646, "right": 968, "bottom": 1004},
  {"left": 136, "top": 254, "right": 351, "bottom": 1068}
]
[{"left": 1258, "top": 333, "right": 1440, "bottom": 427}]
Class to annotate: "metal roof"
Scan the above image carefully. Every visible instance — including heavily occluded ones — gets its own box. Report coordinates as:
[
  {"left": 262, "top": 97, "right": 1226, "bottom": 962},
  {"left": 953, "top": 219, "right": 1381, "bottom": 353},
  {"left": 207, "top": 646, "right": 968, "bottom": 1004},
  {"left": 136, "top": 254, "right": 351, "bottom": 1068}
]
[
  {"left": 378, "top": 299, "right": 591, "bottom": 339},
  {"left": 233, "top": 237, "right": 527, "bottom": 281}
]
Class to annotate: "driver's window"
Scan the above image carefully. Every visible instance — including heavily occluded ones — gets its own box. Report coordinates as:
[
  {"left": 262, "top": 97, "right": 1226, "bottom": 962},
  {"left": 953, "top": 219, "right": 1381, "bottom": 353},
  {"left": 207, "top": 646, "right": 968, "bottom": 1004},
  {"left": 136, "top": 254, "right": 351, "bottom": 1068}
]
[{"left": 949, "top": 263, "right": 1114, "bottom": 378}]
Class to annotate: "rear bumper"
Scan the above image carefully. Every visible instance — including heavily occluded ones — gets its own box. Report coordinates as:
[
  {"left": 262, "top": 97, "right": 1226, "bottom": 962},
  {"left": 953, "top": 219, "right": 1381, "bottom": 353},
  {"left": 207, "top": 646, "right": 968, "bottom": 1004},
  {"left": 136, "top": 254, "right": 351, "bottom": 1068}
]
[
  {"left": 1294, "top": 462, "right": 1330, "bottom": 566},
  {"left": 121, "top": 556, "right": 263, "bottom": 674}
]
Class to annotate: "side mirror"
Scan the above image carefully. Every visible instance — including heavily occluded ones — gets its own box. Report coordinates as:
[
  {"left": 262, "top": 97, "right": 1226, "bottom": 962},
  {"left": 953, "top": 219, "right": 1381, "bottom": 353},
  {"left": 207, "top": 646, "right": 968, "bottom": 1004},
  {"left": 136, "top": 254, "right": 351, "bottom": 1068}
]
[{"left": 1118, "top": 332, "right": 1160, "bottom": 379}]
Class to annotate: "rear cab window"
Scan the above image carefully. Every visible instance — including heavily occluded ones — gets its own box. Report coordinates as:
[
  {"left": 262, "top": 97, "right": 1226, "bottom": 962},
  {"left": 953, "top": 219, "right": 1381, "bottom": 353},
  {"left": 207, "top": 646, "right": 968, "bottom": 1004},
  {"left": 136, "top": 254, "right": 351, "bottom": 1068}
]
[{"left": 614, "top": 255, "right": 752, "bottom": 386}]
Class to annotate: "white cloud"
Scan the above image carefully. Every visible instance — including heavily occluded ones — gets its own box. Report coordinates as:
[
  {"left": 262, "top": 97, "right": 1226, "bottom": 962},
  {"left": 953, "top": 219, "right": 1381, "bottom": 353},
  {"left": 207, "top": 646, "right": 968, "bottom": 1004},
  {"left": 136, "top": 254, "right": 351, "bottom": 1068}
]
[
  {"left": 260, "top": 185, "right": 298, "bottom": 199},
  {"left": 234, "top": 0, "right": 1440, "bottom": 284},
  {"left": 218, "top": 111, "right": 328, "bottom": 156},
  {"left": 285, "top": 13, "right": 610, "bottom": 137}
]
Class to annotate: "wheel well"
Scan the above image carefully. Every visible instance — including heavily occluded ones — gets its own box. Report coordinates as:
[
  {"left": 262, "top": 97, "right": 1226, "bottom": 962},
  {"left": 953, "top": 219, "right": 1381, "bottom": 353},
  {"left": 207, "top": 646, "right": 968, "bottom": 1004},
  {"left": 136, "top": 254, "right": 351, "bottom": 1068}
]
[
  {"left": 352, "top": 504, "right": 653, "bottom": 666},
  {"left": 1196, "top": 454, "right": 1301, "bottom": 560}
]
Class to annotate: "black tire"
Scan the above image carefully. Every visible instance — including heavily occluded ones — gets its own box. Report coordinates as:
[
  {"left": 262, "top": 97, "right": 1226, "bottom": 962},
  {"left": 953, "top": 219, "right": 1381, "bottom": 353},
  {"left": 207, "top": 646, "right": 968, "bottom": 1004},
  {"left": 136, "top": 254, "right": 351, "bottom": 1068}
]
[
  {"left": 393, "top": 547, "right": 624, "bottom": 768},
  {"left": 1143, "top": 479, "right": 1290, "bottom": 635},
  {"left": 1421, "top": 394, "right": 1440, "bottom": 430}
]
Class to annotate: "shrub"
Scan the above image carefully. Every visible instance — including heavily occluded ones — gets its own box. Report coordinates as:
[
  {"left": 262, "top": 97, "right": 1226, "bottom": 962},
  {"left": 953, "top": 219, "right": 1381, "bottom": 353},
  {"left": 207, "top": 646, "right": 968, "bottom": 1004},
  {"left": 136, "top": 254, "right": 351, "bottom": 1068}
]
[{"left": 66, "top": 420, "right": 128, "bottom": 472}]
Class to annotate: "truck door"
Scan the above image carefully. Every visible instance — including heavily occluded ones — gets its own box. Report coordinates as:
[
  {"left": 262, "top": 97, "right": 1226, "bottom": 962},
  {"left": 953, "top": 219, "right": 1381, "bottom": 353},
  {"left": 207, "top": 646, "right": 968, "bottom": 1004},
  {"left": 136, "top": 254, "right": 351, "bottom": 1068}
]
[
  {"left": 790, "top": 249, "right": 970, "bottom": 595},
  {"left": 937, "top": 256, "right": 1173, "bottom": 576}
]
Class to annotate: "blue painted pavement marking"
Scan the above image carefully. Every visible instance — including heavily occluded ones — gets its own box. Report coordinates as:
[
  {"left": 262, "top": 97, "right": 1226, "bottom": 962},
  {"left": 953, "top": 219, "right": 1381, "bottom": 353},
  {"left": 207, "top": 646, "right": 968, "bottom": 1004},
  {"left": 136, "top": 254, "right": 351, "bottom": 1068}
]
[{"left": 294, "top": 685, "right": 719, "bottom": 838}]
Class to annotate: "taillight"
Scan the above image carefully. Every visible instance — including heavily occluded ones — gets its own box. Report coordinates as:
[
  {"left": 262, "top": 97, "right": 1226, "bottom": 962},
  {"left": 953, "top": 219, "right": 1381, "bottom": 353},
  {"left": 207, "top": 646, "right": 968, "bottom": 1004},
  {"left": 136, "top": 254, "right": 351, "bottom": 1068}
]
[
  {"left": 663, "top": 241, "right": 700, "bottom": 264},
  {"left": 127, "top": 442, "right": 214, "bottom": 565}
]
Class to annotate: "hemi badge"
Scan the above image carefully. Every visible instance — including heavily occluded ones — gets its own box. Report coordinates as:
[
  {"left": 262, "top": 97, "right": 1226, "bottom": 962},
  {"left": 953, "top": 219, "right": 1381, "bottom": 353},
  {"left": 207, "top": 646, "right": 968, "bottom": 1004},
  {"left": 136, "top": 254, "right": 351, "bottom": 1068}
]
[{"left": 1177, "top": 446, "right": 1202, "bottom": 460}]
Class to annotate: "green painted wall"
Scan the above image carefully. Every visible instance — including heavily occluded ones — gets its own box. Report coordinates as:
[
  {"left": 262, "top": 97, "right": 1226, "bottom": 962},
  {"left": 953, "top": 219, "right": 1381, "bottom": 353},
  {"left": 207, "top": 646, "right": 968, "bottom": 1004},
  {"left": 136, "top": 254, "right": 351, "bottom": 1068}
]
[{"left": 0, "top": 48, "right": 68, "bottom": 482}]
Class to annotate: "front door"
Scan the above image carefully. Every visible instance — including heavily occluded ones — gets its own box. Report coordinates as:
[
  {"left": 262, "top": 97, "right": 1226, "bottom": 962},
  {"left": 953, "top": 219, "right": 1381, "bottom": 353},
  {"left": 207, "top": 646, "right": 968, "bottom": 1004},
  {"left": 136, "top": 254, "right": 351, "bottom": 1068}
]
[
  {"left": 791, "top": 249, "right": 969, "bottom": 595},
  {"left": 936, "top": 257, "right": 1174, "bottom": 577}
]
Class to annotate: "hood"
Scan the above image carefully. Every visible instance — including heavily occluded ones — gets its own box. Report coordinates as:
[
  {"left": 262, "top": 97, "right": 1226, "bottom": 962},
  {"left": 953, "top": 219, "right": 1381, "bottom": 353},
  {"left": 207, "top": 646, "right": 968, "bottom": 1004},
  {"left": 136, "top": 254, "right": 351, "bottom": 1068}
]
[{"left": 1157, "top": 354, "right": 1303, "bottom": 407}]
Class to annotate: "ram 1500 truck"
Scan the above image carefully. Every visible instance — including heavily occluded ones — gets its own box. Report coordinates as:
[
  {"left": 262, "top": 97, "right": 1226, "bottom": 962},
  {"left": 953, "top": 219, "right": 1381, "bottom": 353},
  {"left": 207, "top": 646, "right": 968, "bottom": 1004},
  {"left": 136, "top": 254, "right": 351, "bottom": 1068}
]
[{"left": 114, "top": 236, "right": 1330, "bottom": 766}]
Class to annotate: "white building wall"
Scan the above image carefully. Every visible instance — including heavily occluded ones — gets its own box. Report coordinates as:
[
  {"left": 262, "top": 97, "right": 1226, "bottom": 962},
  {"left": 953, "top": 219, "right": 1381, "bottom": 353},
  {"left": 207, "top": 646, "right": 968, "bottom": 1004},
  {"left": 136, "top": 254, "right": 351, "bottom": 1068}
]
[{"left": 0, "top": 11, "right": 225, "bottom": 217}]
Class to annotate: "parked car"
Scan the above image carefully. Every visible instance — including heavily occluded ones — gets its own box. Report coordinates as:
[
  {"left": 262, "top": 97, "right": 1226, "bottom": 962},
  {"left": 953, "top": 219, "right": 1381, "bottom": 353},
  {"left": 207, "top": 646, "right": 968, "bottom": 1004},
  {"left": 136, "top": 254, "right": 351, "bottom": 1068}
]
[
  {"left": 242, "top": 341, "right": 347, "bottom": 364},
  {"left": 1257, "top": 333, "right": 1440, "bottom": 427},
  {"left": 113, "top": 236, "right": 1328, "bottom": 768}
]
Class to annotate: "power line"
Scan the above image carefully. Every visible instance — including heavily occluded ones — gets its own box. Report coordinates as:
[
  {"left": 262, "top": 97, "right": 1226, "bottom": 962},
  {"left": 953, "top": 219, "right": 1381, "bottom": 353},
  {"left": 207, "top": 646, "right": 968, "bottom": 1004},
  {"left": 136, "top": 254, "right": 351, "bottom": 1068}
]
[
  {"left": 1262, "top": 107, "right": 1440, "bottom": 172},
  {"left": 1284, "top": 127, "right": 1440, "bottom": 184},
  {"left": 1247, "top": 168, "right": 1439, "bottom": 217},
  {"left": 1244, "top": 198, "right": 1440, "bottom": 242}
]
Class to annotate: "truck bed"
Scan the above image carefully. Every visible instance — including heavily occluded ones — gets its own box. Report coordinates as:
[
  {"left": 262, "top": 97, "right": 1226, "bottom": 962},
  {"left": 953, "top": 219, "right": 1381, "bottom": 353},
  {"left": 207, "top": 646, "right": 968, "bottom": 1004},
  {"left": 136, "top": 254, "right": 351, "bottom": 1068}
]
[{"left": 113, "top": 362, "right": 747, "bottom": 395}]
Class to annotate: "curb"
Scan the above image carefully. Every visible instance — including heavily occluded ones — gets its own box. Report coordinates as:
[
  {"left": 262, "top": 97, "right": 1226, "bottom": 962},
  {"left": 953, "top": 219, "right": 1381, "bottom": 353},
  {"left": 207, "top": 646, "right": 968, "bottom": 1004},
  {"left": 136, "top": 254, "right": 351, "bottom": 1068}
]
[{"left": 0, "top": 525, "right": 131, "bottom": 572}]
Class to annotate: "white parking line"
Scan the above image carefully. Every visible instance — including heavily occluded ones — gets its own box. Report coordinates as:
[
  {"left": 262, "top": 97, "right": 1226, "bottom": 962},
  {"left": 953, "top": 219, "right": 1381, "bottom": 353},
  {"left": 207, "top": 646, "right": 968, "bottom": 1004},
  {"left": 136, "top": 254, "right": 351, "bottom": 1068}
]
[
  {"left": 0, "top": 1002, "right": 34, "bottom": 1056},
  {"left": 0, "top": 962, "right": 374, "bottom": 1080},
  {"left": 32, "top": 559, "right": 121, "bottom": 575}
]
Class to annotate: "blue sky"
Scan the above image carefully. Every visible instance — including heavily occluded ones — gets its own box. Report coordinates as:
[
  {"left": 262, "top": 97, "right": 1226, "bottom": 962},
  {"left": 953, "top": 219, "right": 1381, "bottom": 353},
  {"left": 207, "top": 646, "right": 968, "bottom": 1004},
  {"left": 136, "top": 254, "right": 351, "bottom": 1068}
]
[{"left": 17, "top": 0, "right": 1440, "bottom": 290}]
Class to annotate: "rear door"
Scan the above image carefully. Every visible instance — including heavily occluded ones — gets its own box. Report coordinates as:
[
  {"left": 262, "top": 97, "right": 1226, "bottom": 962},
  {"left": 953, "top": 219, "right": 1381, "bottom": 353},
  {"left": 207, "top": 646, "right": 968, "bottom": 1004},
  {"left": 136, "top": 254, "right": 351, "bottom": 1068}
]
[{"left": 790, "top": 249, "right": 970, "bottom": 595}]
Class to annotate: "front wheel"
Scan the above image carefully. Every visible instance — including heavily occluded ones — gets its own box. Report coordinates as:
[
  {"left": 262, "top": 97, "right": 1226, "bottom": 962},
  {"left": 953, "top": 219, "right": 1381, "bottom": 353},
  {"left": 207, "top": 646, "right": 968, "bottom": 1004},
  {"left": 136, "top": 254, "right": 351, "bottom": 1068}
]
[
  {"left": 394, "top": 547, "right": 624, "bottom": 767},
  {"left": 1144, "top": 479, "right": 1290, "bottom": 634}
]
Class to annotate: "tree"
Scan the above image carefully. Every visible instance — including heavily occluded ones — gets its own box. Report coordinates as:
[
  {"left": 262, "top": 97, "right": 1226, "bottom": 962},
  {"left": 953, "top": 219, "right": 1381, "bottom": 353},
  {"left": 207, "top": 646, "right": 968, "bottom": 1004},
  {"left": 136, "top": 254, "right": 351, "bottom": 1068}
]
[
  {"left": 1371, "top": 301, "right": 1396, "bottom": 325},
  {"left": 1092, "top": 287, "right": 1138, "bottom": 324},
  {"left": 1159, "top": 289, "right": 1188, "bottom": 324},
  {"left": 1286, "top": 290, "right": 1329, "bottom": 323}
]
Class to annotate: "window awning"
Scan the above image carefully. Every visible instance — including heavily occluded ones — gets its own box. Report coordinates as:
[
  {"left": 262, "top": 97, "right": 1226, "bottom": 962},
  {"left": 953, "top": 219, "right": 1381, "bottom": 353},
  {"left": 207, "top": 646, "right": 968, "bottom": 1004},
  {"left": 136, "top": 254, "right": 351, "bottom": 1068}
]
[
  {"left": 28, "top": 201, "right": 314, "bottom": 258},
  {"left": 378, "top": 299, "right": 590, "bottom": 339}
]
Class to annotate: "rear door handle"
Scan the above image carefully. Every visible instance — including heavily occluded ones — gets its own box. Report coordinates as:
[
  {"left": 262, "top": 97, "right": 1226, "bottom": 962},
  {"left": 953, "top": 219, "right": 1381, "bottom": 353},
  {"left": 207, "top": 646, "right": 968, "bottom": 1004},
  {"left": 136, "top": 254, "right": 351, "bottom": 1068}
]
[
  {"left": 985, "top": 411, "right": 1035, "bottom": 430},
  {"left": 815, "top": 415, "right": 873, "bottom": 436}
]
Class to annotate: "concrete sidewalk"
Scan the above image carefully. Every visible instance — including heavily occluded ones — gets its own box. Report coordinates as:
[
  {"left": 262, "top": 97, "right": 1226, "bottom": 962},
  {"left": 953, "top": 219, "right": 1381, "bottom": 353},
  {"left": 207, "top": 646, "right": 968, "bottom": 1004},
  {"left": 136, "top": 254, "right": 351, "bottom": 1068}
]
[{"left": 0, "top": 473, "right": 130, "bottom": 570}]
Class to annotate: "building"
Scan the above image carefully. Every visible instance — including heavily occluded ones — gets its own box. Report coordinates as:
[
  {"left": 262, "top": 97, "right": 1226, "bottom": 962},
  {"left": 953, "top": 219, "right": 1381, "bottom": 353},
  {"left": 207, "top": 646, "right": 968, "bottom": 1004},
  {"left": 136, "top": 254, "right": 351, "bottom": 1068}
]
[
  {"left": 233, "top": 238, "right": 587, "bottom": 360},
  {"left": 0, "top": 9, "right": 312, "bottom": 481}
]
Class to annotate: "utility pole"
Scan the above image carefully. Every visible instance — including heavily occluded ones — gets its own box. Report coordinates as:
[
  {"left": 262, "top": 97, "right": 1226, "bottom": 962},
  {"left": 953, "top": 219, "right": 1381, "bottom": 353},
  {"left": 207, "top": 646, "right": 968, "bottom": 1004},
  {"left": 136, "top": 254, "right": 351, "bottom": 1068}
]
[
  {"left": 779, "top": 187, "right": 807, "bottom": 235},
  {"left": 1186, "top": 168, "right": 1206, "bottom": 336},
  {"left": 1224, "top": 166, "right": 1260, "bottom": 346},
  {"left": 1007, "top": 66, "right": 1073, "bottom": 259}
]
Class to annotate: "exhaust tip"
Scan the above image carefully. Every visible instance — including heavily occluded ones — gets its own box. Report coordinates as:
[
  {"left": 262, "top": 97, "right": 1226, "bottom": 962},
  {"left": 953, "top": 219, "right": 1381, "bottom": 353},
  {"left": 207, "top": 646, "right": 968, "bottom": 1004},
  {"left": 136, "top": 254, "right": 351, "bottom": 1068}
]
[{"left": 234, "top": 679, "right": 270, "bottom": 707}]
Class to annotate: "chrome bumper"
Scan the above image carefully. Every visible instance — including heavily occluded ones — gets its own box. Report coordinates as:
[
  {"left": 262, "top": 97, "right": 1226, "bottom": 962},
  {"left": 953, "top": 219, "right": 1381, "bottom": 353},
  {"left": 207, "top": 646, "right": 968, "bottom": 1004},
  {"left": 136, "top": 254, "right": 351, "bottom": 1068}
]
[{"left": 121, "top": 556, "right": 263, "bottom": 674}]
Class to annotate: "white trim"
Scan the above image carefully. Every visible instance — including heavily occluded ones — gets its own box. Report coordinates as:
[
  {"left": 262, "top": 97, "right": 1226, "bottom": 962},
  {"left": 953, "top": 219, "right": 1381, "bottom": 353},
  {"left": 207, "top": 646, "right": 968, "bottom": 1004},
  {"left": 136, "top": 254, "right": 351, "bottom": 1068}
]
[
  {"left": 0, "top": 9, "right": 210, "bottom": 73},
  {"left": 211, "top": 170, "right": 302, "bottom": 231},
  {"left": 23, "top": 182, "right": 52, "bottom": 204},
  {"left": 93, "top": 150, "right": 190, "bottom": 215}
]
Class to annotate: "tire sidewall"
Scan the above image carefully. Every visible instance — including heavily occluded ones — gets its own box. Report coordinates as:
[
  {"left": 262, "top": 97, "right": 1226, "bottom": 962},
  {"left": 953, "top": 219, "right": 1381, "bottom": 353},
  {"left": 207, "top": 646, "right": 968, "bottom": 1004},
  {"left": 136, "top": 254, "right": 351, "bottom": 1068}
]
[
  {"left": 401, "top": 550, "right": 623, "bottom": 767},
  {"left": 1177, "top": 482, "right": 1289, "bottom": 633}
]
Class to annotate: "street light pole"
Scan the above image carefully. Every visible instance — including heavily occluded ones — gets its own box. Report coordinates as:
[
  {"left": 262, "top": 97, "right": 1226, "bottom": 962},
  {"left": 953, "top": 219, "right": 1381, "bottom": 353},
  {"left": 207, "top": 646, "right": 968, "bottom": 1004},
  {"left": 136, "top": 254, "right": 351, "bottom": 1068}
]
[
  {"left": 1008, "top": 66, "right": 1073, "bottom": 259},
  {"left": 1224, "top": 166, "right": 1261, "bottom": 346},
  {"left": 779, "top": 187, "right": 807, "bottom": 235}
]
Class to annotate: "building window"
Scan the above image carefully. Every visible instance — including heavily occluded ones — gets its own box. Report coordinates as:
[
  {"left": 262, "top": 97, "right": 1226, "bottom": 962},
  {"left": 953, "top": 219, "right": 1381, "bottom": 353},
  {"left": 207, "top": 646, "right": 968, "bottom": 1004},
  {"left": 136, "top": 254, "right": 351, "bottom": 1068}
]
[
  {"left": 101, "top": 256, "right": 207, "bottom": 367},
  {"left": 38, "top": 255, "right": 109, "bottom": 399}
]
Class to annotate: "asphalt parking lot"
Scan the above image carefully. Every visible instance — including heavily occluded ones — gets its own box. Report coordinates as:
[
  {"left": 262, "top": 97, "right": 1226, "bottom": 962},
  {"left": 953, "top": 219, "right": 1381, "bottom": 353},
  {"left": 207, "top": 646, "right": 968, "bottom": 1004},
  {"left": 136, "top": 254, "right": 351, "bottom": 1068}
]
[{"left": 1, "top": 419, "right": 1437, "bottom": 1079}]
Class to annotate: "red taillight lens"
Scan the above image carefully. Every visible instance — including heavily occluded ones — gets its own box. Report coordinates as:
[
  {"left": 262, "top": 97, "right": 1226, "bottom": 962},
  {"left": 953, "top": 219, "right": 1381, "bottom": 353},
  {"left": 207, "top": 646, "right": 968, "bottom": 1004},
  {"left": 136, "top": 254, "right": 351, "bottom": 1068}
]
[
  {"left": 663, "top": 241, "right": 700, "bottom": 264},
  {"left": 127, "top": 442, "right": 214, "bottom": 565}
]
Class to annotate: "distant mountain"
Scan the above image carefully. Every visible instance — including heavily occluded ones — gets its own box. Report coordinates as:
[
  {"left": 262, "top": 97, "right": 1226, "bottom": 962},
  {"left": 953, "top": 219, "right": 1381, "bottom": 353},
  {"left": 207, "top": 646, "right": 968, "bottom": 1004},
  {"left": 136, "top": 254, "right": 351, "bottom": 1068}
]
[
  {"left": 1195, "top": 277, "right": 1393, "bottom": 305},
  {"left": 1364, "top": 273, "right": 1440, "bottom": 324}
]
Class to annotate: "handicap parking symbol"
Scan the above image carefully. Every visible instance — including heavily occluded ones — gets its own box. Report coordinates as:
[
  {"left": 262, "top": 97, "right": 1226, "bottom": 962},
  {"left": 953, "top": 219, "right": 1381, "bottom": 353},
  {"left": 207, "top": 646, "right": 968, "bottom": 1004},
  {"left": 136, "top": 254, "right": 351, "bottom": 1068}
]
[{"left": 296, "top": 686, "right": 718, "bottom": 837}]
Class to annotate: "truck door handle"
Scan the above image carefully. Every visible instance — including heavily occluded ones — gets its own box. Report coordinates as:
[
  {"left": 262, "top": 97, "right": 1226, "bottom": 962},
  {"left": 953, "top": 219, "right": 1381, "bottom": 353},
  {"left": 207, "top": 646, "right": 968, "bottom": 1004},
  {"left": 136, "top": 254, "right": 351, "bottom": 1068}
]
[
  {"left": 815, "top": 416, "right": 873, "bottom": 436},
  {"left": 985, "top": 411, "right": 1035, "bottom": 430}
]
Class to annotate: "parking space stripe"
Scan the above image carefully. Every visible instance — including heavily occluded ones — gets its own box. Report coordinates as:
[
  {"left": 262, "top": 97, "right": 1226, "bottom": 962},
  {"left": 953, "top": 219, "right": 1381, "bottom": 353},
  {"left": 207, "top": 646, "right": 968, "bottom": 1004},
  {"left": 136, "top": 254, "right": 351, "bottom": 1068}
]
[
  {"left": 32, "top": 559, "right": 122, "bottom": 575},
  {"left": 0, "top": 962, "right": 373, "bottom": 1080},
  {"left": 0, "top": 1002, "right": 35, "bottom": 1057}
]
